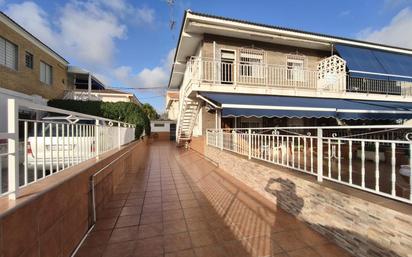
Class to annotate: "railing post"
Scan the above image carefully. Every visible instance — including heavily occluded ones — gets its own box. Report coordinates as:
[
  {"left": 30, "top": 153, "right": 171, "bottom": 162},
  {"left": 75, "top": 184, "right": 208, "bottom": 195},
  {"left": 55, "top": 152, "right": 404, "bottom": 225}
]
[
  {"left": 118, "top": 122, "right": 121, "bottom": 149},
  {"left": 248, "top": 128, "right": 251, "bottom": 159},
  {"left": 8, "top": 98, "right": 19, "bottom": 200},
  {"left": 233, "top": 62, "right": 237, "bottom": 86},
  {"left": 317, "top": 128, "right": 323, "bottom": 182},
  {"left": 95, "top": 119, "right": 100, "bottom": 160},
  {"left": 220, "top": 129, "right": 223, "bottom": 151}
]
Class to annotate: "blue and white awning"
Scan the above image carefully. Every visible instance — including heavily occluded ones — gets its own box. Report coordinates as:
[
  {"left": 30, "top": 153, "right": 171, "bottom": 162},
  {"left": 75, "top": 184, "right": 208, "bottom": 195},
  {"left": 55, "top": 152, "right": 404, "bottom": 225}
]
[
  {"left": 201, "top": 92, "right": 412, "bottom": 120},
  {"left": 335, "top": 44, "right": 412, "bottom": 82}
]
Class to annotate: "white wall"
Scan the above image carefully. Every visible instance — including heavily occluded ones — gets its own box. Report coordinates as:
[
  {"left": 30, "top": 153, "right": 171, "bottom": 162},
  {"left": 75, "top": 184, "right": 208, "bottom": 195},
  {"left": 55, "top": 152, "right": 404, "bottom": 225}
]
[
  {"left": 151, "top": 121, "right": 174, "bottom": 133},
  {"left": 192, "top": 108, "right": 203, "bottom": 136},
  {"left": 167, "top": 100, "right": 179, "bottom": 121}
]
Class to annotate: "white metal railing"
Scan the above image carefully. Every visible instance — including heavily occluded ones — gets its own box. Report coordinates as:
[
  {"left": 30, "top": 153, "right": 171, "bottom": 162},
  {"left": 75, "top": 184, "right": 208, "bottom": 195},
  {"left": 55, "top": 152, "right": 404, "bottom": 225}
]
[
  {"left": 191, "top": 57, "right": 319, "bottom": 90},
  {"left": 207, "top": 125, "right": 412, "bottom": 204},
  {"left": 63, "top": 90, "right": 102, "bottom": 101},
  {"left": 0, "top": 98, "right": 135, "bottom": 200},
  {"left": 188, "top": 57, "right": 412, "bottom": 96}
]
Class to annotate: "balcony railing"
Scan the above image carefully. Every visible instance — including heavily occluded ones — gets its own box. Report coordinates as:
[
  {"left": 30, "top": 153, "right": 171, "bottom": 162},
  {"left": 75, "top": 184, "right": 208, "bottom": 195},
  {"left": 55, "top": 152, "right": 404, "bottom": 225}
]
[
  {"left": 188, "top": 57, "right": 412, "bottom": 97},
  {"left": 207, "top": 125, "right": 412, "bottom": 204},
  {"left": 0, "top": 98, "right": 136, "bottom": 200}
]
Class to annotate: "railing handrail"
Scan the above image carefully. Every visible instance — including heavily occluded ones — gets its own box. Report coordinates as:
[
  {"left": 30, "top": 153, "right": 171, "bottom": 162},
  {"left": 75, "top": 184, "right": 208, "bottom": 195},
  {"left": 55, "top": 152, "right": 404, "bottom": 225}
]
[
  {"left": 206, "top": 124, "right": 412, "bottom": 131},
  {"left": 190, "top": 56, "right": 319, "bottom": 72},
  {"left": 206, "top": 125, "right": 412, "bottom": 204},
  {"left": 1, "top": 98, "right": 136, "bottom": 200}
]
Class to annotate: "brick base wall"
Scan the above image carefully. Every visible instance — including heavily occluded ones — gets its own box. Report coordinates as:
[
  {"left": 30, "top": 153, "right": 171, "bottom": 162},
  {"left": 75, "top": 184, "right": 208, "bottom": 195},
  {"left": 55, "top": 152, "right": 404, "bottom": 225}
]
[
  {"left": 0, "top": 139, "right": 149, "bottom": 257},
  {"left": 205, "top": 145, "right": 412, "bottom": 257}
]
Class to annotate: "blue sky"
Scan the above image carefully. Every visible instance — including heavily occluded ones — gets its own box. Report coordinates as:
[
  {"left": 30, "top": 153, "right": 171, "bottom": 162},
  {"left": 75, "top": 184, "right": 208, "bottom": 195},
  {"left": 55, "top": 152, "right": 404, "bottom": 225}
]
[{"left": 1, "top": 0, "right": 411, "bottom": 112}]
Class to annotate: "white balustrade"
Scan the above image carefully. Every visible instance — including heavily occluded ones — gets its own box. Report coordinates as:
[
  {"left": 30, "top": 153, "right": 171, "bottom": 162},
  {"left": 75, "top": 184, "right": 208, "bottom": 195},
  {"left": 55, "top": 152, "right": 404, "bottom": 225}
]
[
  {"left": 0, "top": 98, "right": 136, "bottom": 199},
  {"left": 207, "top": 125, "right": 412, "bottom": 204}
]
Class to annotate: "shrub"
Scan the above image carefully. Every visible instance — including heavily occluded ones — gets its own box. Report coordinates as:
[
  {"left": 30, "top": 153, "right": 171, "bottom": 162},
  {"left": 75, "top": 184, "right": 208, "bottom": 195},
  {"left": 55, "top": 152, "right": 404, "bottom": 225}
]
[{"left": 48, "top": 100, "right": 150, "bottom": 138}]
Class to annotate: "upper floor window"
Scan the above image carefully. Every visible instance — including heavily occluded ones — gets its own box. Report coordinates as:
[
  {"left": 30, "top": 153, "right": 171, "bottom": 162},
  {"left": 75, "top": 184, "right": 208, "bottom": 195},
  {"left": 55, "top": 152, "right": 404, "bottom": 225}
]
[
  {"left": 25, "top": 51, "right": 33, "bottom": 69},
  {"left": 287, "top": 54, "right": 305, "bottom": 81},
  {"left": 239, "top": 48, "right": 265, "bottom": 78},
  {"left": 40, "top": 61, "right": 52, "bottom": 85},
  {"left": 0, "top": 36, "right": 18, "bottom": 70}
]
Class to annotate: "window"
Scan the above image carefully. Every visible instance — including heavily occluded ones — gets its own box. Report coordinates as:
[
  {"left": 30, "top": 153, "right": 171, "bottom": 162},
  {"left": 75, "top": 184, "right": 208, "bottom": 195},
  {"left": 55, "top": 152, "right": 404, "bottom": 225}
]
[
  {"left": 287, "top": 55, "right": 305, "bottom": 82},
  {"left": 40, "top": 61, "right": 52, "bottom": 85},
  {"left": 239, "top": 48, "right": 265, "bottom": 78},
  {"left": 0, "top": 36, "right": 18, "bottom": 70},
  {"left": 25, "top": 51, "right": 33, "bottom": 69},
  {"left": 154, "top": 123, "right": 165, "bottom": 127},
  {"left": 220, "top": 49, "right": 235, "bottom": 84}
]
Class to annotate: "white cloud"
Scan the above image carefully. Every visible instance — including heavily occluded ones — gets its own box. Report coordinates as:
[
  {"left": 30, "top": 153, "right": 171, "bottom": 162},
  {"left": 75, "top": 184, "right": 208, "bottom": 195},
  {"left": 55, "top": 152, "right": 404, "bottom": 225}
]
[
  {"left": 5, "top": 2, "right": 57, "bottom": 47},
  {"left": 4, "top": 1, "right": 126, "bottom": 67},
  {"left": 4, "top": 0, "right": 156, "bottom": 68},
  {"left": 339, "top": 10, "right": 351, "bottom": 17},
  {"left": 114, "top": 48, "right": 175, "bottom": 89},
  {"left": 135, "top": 6, "right": 155, "bottom": 25},
  {"left": 358, "top": 7, "right": 412, "bottom": 48},
  {"left": 383, "top": 0, "right": 412, "bottom": 11},
  {"left": 96, "top": 0, "right": 156, "bottom": 27},
  {"left": 97, "top": 0, "right": 128, "bottom": 12},
  {"left": 58, "top": 1, "right": 126, "bottom": 66}
]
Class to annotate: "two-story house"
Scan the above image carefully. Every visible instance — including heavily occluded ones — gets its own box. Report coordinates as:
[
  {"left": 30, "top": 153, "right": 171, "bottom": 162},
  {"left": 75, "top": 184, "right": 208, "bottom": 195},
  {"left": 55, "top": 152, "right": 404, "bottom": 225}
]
[
  {"left": 168, "top": 11, "right": 412, "bottom": 143},
  {"left": 0, "top": 11, "right": 72, "bottom": 132},
  {"left": 0, "top": 12, "right": 70, "bottom": 101}
]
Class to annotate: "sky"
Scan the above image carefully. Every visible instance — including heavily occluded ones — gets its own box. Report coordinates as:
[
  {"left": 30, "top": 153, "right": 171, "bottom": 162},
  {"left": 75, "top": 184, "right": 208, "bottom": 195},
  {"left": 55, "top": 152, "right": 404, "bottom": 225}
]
[{"left": 1, "top": 0, "right": 412, "bottom": 113}]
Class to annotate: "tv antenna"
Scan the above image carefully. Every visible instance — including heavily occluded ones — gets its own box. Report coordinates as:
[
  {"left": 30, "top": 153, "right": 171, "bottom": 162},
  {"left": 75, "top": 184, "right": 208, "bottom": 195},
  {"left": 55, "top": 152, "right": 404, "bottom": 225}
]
[{"left": 167, "top": 0, "right": 176, "bottom": 31}]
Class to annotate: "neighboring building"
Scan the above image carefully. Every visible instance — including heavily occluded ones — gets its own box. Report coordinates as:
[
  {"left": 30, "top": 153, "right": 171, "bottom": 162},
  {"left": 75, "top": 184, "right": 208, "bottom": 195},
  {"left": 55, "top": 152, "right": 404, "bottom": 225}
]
[
  {"left": 169, "top": 10, "right": 412, "bottom": 142},
  {"left": 0, "top": 12, "right": 69, "bottom": 100},
  {"left": 0, "top": 11, "right": 70, "bottom": 133},
  {"left": 0, "top": 12, "right": 141, "bottom": 109},
  {"left": 150, "top": 120, "right": 176, "bottom": 141},
  {"left": 65, "top": 66, "right": 142, "bottom": 106},
  {"left": 66, "top": 88, "right": 142, "bottom": 106}
]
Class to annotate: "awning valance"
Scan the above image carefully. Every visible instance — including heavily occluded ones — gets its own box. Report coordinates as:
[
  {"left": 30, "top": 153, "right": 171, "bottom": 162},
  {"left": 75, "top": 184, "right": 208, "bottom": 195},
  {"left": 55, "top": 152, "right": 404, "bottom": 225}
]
[
  {"left": 201, "top": 92, "right": 412, "bottom": 120},
  {"left": 335, "top": 44, "right": 412, "bottom": 82}
]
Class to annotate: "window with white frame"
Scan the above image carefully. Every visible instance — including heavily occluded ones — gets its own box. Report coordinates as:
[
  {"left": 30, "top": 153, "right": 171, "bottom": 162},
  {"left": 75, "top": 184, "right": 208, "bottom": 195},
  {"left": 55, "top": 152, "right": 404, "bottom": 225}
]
[
  {"left": 40, "top": 61, "right": 52, "bottom": 85},
  {"left": 286, "top": 55, "right": 305, "bottom": 82},
  {"left": 239, "top": 48, "right": 265, "bottom": 78},
  {"left": 0, "top": 36, "right": 18, "bottom": 70}
]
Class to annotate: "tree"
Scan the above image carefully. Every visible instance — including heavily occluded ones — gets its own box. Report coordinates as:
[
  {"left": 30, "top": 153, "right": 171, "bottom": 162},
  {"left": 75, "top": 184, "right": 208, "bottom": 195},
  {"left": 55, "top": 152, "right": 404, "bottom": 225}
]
[
  {"left": 142, "top": 103, "right": 159, "bottom": 120},
  {"left": 48, "top": 100, "right": 151, "bottom": 137}
]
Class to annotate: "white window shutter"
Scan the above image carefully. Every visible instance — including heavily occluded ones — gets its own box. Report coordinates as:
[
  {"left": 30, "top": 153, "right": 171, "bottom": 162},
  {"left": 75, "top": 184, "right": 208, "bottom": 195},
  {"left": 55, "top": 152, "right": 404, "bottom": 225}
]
[
  {"left": 0, "top": 38, "right": 5, "bottom": 66},
  {"left": 5, "top": 40, "right": 17, "bottom": 69}
]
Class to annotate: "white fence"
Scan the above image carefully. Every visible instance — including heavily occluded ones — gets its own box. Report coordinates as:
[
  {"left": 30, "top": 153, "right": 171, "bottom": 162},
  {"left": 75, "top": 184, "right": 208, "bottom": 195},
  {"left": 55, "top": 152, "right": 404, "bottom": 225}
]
[
  {"left": 0, "top": 98, "right": 136, "bottom": 200},
  {"left": 207, "top": 125, "right": 412, "bottom": 204}
]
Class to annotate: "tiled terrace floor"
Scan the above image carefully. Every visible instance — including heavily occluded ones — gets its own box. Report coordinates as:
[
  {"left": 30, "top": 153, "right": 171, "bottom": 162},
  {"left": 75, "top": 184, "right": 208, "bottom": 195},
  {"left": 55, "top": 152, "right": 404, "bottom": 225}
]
[{"left": 76, "top": 141, "right": 352, "bottom": 257}]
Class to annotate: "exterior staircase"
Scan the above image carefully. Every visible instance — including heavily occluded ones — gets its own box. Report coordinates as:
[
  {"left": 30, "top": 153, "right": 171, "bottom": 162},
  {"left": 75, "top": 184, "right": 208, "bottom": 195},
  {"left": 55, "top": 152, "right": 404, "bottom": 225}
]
[{"left": 176, "top": 98, "right": 201, "bottom": 144}]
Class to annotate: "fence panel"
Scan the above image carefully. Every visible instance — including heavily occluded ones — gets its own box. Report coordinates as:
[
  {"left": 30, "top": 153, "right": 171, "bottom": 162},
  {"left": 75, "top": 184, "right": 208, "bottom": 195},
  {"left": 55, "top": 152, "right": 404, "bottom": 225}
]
[
  {"left": 0, "top": 98, "right": 136, "bottom": 199},
  {"left": 207, "top": 125, "right": 412, "bottom": 204}
]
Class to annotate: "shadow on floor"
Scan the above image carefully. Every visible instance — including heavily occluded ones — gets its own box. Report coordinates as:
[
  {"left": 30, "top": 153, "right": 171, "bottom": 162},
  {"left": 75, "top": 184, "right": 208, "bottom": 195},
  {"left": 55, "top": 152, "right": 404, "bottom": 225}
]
[
  {"left": 75, "top": 142, "right": 403, "bottom": 257},
  {"left": 264, "top": 177, "right": 402, "bottom": 257}
]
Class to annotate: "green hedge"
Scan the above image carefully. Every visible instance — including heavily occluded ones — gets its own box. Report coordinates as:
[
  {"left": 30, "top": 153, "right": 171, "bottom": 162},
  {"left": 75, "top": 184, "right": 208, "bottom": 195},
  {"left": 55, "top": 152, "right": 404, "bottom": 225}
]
[{"left": 48, "top": 100, "right": 150, "bottom": 138}]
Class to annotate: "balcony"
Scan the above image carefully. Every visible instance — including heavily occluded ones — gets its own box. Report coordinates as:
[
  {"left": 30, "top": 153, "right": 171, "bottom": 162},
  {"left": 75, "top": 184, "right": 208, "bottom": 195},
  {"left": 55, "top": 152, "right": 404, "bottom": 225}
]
[{"left": 185, "top": 56, "right": 412, "bottom": 100}]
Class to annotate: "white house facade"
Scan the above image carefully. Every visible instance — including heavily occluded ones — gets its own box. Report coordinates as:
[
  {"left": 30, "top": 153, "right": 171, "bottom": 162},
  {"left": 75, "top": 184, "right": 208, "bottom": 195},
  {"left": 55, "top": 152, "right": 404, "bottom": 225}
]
[{"left": 168, "top": 11, "right": 412, "bottom": 143}]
